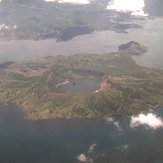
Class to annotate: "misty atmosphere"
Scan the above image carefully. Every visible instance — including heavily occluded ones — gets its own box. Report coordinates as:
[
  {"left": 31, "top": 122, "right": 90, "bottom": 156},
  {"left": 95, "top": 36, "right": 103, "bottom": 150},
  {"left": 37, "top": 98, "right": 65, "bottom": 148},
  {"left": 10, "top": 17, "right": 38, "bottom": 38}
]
[{"left": 0, "top": 0, "right": 163, "bottom": 162}]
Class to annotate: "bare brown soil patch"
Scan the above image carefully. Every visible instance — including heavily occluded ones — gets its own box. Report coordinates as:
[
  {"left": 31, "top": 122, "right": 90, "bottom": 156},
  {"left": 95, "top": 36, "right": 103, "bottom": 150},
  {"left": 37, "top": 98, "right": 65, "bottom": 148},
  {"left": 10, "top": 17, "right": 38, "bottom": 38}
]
[{"left": 95, "top": 75, "right": 111, "bottom": 93}]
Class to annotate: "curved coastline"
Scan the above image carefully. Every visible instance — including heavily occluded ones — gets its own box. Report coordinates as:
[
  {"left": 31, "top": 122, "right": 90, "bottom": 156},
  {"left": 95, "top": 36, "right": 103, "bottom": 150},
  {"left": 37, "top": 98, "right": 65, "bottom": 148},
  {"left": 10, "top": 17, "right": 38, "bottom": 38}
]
[{"left": 0, "top": 41, "right": 162, "bottom": 120}]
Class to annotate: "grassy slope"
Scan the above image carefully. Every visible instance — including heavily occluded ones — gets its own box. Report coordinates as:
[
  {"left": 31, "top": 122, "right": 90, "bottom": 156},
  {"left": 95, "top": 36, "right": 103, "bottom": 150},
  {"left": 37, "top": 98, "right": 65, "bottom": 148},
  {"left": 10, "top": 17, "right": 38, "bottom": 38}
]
[{"left": 0, "top": 46, "right": 163, "bottom": 120}]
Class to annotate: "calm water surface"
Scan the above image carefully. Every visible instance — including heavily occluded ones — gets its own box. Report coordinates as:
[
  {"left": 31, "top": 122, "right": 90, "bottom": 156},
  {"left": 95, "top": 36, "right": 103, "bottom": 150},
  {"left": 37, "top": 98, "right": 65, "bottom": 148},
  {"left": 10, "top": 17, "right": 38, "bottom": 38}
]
[
  {"left": 0, "top": 103, "right": 163, "bottom": 162},
  {"left": 0, "top": 14, "right": 163, "bottom": 163},
  {"left": 57, "top": 78, "right": 101, "bottom": 93},
  {"left": 0, "top": 18, "right": 163, "bottom": 70}
]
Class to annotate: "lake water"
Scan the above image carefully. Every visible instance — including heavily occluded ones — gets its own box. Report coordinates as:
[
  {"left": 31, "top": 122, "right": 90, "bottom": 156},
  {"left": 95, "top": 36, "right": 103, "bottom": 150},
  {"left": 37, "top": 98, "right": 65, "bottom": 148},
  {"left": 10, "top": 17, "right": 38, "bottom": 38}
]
[
  {"left": 0, "top": 17, "right": 163, "bottom": 162},
  {"left": 57, "top": 78, "right": 101, "bottom": 93},
  {"left": 0, "top": 18, "right": 163, "bottom": 70},
  {"left": 0, "top": 103, "right": 163, "bottom": 162}
]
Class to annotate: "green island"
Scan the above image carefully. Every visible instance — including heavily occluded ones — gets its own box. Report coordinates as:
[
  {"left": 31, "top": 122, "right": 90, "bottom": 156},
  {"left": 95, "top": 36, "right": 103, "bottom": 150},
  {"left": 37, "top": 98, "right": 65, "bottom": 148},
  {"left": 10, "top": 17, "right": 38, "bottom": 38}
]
[{"left": 0, "top": 41, "right": 163, "bottom": 120}]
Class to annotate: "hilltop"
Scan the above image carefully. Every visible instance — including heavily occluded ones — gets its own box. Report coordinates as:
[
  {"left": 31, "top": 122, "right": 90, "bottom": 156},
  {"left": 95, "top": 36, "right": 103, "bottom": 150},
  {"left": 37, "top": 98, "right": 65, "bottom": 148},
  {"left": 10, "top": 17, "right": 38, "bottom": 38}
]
[{"left": 118, "top": 41, "right": 148, "bottom": 55}]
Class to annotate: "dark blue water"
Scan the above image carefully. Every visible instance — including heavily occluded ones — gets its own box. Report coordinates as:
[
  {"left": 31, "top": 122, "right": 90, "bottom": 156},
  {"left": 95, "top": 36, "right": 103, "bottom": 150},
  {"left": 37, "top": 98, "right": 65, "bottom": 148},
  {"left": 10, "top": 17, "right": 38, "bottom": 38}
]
[{"left": 0, "top": 103, "right": 163, "bottom": 163}]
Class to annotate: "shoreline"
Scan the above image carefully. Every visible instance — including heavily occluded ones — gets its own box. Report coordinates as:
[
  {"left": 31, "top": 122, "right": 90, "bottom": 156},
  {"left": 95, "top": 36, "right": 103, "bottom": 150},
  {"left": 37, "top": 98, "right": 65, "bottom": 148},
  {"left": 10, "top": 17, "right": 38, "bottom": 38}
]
[
  {"left": 56, "top": 79, "right": 69, "bottom": 88},
  {"left": 1, "top": 102, "right": 162, "bottom": 121},
  {"left": 94, "top": 75, "right": 111, "bottom": 93}
]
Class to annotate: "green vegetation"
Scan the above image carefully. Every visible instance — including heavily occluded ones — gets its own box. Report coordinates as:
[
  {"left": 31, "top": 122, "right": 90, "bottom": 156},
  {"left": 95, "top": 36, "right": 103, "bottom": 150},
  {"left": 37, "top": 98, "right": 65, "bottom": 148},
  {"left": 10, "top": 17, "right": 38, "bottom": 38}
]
[
  {"left": 0, "top": 43, "right": 162, "bottom": 120},
  {"left": 0, "top": 0, "right": 147, "bottom": 41}
]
